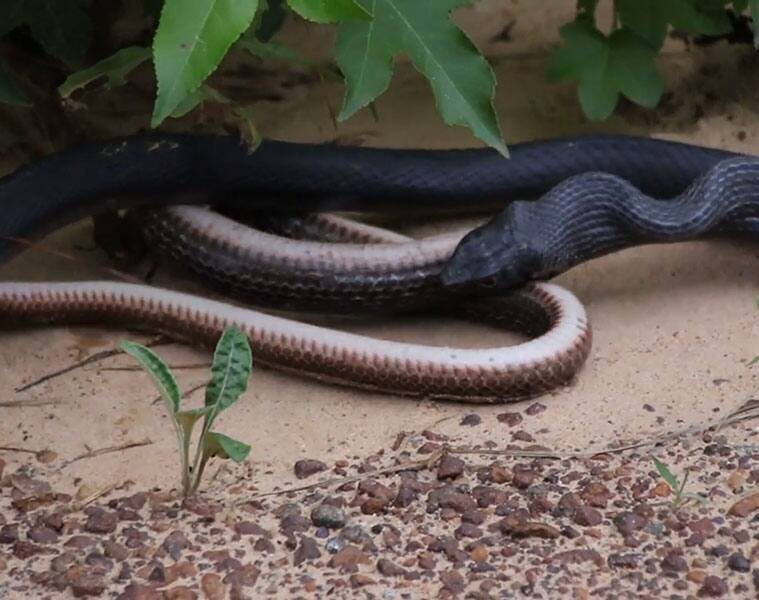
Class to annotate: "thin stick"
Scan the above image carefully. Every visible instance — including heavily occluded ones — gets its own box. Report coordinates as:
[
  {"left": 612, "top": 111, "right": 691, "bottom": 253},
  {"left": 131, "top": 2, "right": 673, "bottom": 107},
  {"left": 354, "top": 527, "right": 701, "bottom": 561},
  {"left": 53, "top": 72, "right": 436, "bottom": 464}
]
[
  {"left": 235, "top": 398, "right": 759, "bottom": 503},
  {"left": 103, "top": 362, "right": 210, "bottom": 373},
  {"left": 15, "top": 335, "right": 171, "bottom": 393},
  {"left": 70, "top": 482, "right": 121, "bottom": 512},
  {"left": 0, "top": 398, "right": 62, "bottom": 407},
  {"left": 57, "top": 438, "right": 153, "bottom": 471},
  {"left": 0, "top": 445, "right": 39, "bottom": 454}
]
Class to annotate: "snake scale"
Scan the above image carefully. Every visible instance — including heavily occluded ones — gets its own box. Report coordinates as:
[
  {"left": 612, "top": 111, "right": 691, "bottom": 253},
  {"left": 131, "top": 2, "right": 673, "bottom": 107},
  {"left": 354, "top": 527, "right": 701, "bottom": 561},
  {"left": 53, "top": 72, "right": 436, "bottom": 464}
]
[{"left": 0, "top": 134, "right": 751, "bottom": 401}]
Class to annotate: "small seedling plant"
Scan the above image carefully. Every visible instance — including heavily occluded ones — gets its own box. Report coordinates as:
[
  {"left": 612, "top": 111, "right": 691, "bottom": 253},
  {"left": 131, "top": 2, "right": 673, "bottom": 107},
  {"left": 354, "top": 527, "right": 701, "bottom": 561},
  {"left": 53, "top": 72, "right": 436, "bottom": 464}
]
[
  {"left": 651, "top": 455, "right": 707, "bottom": 508},
  {"left": 121, "top": 327, "right": 252, "bottom": 497}
]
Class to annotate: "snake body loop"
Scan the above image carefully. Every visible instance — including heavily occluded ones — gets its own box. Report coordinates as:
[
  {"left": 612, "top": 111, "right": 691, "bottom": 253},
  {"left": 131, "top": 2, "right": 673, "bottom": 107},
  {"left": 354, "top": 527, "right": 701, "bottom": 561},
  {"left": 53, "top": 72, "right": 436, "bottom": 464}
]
[
  {"left": 442, "top": 157, "right": 759, "bottom": 289},
  {"left": 0, "top": 134, "right": 750, "bottom": 400}
]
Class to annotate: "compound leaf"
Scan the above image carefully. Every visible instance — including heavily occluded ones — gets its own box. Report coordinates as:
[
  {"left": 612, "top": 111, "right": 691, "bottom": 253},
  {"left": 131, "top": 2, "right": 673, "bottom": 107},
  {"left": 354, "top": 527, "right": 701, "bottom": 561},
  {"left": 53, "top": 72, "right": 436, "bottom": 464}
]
[
  {"left": 335, "top": 0, "right": 506, "bottom": 156},
  {"left": 152, "top": 0, "right": 260, "bottom": 127},
  {"left": 617, "top": 0, "right": 732, "bottom": 48},
  {"left": 549, "top": 21, "right": 663, "bottom": 120}
]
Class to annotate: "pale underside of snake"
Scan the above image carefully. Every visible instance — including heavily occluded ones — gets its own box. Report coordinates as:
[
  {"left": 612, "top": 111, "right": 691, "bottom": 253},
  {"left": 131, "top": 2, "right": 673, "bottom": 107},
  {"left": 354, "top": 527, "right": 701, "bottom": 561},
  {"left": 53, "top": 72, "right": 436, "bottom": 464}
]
[
  {"left": 0, "top": 208, "right": 591, "bottom": 403},
  {"left": 0, "top": 134, "right": 750, "bottom": 402}
]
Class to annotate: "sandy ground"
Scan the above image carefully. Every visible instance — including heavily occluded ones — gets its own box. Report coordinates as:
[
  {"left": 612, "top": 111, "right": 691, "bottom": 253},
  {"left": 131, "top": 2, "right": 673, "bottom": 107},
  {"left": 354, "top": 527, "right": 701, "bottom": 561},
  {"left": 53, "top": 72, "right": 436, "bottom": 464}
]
[{"left": 1, "top": 1, "right": 759, "bottom": 598}]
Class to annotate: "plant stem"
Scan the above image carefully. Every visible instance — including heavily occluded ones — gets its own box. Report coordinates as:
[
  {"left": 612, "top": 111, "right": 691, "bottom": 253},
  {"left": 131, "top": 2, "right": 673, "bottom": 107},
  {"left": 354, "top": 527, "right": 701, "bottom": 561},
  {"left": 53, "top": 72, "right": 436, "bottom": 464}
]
[
  {"left": 675, "top": 468, "right": 690, "bottom": 506},
  {"left": 188, "top": 404, "right": 223, "bottom": 495},
  {"left": 179, "top": 429, "right": 192, "bottom": 496},
  {"left": 190, "top": 451, "right": 212, "bottom": 495}
]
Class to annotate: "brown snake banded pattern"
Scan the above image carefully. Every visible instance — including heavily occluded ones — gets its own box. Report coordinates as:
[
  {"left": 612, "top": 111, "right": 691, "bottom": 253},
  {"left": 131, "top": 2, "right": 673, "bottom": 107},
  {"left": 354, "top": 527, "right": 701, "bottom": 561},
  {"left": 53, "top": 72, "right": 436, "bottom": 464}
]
[{"left": 0, "top": 279, "right": 591, "bottom": 402}]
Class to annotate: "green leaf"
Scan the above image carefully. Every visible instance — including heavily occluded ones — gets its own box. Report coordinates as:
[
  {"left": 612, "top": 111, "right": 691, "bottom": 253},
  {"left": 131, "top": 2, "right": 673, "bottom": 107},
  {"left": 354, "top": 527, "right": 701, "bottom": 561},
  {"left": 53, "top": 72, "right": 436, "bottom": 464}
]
[
  {"left": 616, "top": 0, "right": 732, "bottom": 49},
  {"left": 152, "top": 0, "right": 260, "bottom": 127},
  {"left": 287, "top": 0, "right": 371, "bottom": 23},
  {"left": 25, "top": 0, "right": 92, "bottom": 68},
  {"left": 120, "top": 341, "right": 181, "bottom": 413},
  {"left": 664, "top": 0, "right": 732, "bottom": 38},
  {"left": 548, "top": 21, "right": 663, "bottom": 120},
  {"left": 615, "top": 0, "right": 670, "bottom": 47},
  {"left": 548, "top": 20, "right": 608, "bottom": 81},
  {"left": 335, "top": 0, "right": 507, "bottom": 156},
  {"left": 0, "top": 63, "right": 30, "bottom": 106},
  {"left": 58, "top": 46, "right": 151, "bottom": 99},
  {"left": 203, "top": 431, "right": 251, "bottom": 462},
  {"left": 652, "top": 456, "right": 680, "bottom": 491},
  {"left": 205, "top": 327, "right": 252, "bottom": 412}
]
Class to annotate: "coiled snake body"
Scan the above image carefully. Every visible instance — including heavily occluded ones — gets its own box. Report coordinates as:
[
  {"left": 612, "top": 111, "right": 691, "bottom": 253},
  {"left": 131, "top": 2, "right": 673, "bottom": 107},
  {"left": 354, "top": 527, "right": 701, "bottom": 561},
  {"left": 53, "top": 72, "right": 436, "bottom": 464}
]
[{"left": 0, "top": 134, "right": 750, "bottom": 401}]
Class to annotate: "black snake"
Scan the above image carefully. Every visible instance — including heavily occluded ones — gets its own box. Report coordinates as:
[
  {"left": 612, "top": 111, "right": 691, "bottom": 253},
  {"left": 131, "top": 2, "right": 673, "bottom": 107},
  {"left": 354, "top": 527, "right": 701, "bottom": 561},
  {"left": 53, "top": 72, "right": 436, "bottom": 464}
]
[{"left": 0, "top": 134, "right": 750, "bottom": 401}]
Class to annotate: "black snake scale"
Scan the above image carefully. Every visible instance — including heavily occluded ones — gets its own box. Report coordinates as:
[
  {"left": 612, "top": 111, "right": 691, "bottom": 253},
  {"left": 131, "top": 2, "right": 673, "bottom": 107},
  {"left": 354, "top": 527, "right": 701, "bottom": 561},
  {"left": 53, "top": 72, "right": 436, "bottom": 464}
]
[{"left": 442, "top": 156, "right": 759, "bottom": 290}]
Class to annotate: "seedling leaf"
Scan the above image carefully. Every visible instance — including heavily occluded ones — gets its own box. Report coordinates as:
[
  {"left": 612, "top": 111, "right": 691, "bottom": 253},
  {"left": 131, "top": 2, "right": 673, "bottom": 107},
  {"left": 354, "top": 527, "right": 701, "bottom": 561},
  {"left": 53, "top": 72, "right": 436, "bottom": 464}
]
[
  {"left": 652, "top": 456, "right": 680, "bottom": 491},
  {"left": 203, "top": 431, "right": 252, "bottom": 462},
  {"left": 205, "top": 327, "right": 252, "bottom": 413},
  {"left": 120, "top": 341, "right": 181, "bottom": 413}
]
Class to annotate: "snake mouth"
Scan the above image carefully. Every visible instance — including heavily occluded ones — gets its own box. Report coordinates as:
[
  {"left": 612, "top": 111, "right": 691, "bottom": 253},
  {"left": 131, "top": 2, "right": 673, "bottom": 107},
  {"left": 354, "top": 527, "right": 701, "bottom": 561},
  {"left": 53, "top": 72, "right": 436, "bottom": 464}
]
[{"left": 440, "top": 225, "right": 545, "bottom": 292}]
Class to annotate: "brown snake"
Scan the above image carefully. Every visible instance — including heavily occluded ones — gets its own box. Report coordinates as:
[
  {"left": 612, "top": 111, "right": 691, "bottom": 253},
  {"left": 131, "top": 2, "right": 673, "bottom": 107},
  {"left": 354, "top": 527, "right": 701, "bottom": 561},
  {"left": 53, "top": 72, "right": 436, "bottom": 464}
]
[{"left": 0, "top": 208, "right": 591, "bottom": 402}]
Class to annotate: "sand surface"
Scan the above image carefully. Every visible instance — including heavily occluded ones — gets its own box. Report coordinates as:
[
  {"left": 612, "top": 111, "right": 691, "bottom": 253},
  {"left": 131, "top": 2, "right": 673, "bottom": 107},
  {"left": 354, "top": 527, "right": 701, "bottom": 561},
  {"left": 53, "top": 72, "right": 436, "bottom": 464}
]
[
  {"left": 2, "top": 0, "right": 758, "bottom": 493},
  {"left": 1, "top": 2, "right": 759, "bottom": 598}
]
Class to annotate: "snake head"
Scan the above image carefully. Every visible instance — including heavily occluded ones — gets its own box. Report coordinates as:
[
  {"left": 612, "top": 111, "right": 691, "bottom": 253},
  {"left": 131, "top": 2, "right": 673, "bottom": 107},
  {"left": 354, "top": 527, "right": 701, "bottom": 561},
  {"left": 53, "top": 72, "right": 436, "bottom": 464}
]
[{"left": 440, "top": 206, "right": 545, "bottom": 292}]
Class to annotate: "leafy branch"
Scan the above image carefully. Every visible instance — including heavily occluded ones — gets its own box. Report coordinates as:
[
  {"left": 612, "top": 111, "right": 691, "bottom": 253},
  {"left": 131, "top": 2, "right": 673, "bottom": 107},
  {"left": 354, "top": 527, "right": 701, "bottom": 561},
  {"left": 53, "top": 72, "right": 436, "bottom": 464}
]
[
  {"left": 549, "top": 0, "right": 755, "bottom": 120},
  {"left": 0, "top": 0, "right": 757, "bottom": 151}
]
